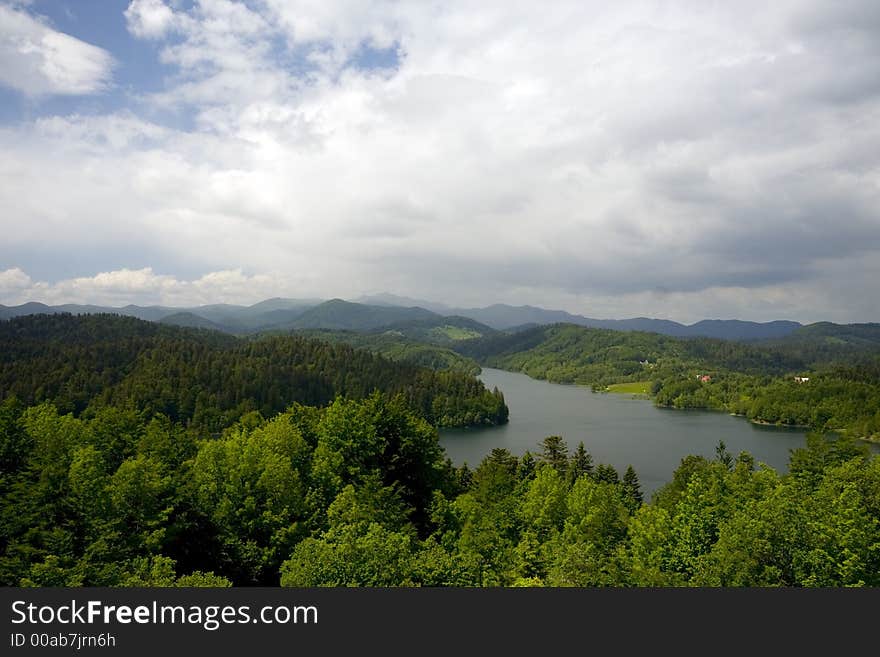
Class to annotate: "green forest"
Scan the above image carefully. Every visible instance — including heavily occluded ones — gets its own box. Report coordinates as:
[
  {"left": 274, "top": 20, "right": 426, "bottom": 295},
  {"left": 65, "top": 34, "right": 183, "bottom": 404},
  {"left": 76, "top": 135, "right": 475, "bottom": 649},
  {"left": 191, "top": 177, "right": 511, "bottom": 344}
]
[
  {"left": 2, "top": 394, "right": 877, "bottom": 586},
  {"left": 2, "top": 313, "right": 879, "bottom": 587},
  {"left": 0, "top": 314, "right": 507, "bottom": 430}
]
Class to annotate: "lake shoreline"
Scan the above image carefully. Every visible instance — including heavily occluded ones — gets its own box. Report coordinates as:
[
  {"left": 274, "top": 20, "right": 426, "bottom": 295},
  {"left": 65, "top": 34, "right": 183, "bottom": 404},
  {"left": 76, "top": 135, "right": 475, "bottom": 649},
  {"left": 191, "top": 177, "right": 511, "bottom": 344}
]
[
  {"left": 440, "top": 368, "right": 819, "bottom": 495},
  {"left": 730, "top": 413, "right": 812, "bottom": 430},
  {"left": 493, "top": 367, "right": 880, "bottom": 444}
]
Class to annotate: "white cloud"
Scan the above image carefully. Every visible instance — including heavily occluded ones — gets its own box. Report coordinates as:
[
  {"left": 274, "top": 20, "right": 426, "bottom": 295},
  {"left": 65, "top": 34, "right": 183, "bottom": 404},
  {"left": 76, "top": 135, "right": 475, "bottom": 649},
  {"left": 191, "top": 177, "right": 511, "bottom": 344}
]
[
  {"left": 0, "top": 4, "right": 114, "bottom": 95},
  {"left": 0, "top": 267, "right": 290, "bottom": 307},
  {"left": 2, "top": 1, "right": 880, "bottom": 322},
  {"left": 0, "top": 267, "right": 31, "bottom": 296},
  {"left": 124, "top": 0, "right": 176, "bottom": 39}
]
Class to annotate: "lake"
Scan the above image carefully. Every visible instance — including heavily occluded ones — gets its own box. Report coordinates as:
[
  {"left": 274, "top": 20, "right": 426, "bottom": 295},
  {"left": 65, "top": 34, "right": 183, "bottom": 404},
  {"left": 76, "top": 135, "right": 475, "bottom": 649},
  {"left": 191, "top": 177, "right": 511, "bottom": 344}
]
[{"left": 441, "top": 368, "right": 820, "bottom": 496}]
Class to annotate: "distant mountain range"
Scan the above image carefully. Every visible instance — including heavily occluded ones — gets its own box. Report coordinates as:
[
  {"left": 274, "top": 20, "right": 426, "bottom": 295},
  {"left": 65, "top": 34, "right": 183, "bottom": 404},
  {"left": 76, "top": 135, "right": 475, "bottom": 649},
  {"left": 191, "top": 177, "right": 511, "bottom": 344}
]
[
  {"left": 0, "top": 298, "right": 323, "bottom": 334},
  {"left": 353, "top": 293, "right": 451, "bottom": 314},
  {"left": 0, "top": 296, "right": 809, "bottom": 341},
  {"left": 441, "top": 303, "right": 801, "bottom": 339}
]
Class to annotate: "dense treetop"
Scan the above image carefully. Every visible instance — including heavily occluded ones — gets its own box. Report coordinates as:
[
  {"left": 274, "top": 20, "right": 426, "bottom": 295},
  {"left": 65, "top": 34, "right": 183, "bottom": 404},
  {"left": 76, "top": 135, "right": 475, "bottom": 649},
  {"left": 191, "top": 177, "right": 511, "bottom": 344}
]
[{"left": 2, "top": 392, "right": 876, "bottom": 587}]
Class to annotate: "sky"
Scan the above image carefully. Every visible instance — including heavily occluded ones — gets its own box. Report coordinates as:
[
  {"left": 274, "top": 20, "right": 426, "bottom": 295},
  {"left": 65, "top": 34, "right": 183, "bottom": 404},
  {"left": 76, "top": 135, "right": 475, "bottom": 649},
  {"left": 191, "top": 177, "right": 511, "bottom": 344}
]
[{"left": 1, "top": 0, "right": 879, "bottom": 323}]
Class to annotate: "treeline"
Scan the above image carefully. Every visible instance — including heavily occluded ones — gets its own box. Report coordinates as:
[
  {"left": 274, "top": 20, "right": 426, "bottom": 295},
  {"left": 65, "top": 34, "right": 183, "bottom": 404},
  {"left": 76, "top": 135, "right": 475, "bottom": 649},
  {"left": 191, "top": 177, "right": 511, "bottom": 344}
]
[
  {"left": 458, "top": 324, "right": 819, "bottom": 386},
  {"left": 455, "top": 323, "right": 880, "bottom": 440},
  {"left": 2, "top": 395, "right": 877, "bottom": 586},
  {"left": 0, "top": 314, "right": 507, "bottom": 430}
]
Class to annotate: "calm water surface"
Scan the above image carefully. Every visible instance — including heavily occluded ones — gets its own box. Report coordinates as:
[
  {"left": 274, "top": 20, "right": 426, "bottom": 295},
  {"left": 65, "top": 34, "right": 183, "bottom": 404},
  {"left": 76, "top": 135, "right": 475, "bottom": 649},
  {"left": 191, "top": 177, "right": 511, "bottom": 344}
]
[{"left": 441, "top": 368, "right": 826, "bottom": 495}]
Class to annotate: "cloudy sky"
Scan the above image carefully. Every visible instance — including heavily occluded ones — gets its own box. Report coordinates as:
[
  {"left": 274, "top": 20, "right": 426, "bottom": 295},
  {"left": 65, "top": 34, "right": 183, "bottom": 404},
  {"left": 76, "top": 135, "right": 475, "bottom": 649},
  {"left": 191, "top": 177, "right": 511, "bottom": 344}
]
[{"left": 1, "top": 0, "right": 878, "bottom": 323}]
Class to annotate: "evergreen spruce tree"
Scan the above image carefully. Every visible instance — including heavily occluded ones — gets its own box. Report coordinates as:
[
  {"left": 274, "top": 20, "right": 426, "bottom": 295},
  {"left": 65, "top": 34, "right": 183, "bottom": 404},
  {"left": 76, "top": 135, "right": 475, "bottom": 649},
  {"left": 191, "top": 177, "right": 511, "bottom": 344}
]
[
  {"left": 539, "top": 435, "right": 569, "bottom": 472},
  {"left": 622, "top": 465, "right": 643, "bottom": 509},
  {"left": 518, "top": 450, "right": 537, "bottom": 481},
  {"left": 594, "top": 463, "right": 619, "bottom": 485},
  {"left": 457, "top": 463, "right": 473, "bottom": 491},
  {"left": 568, "top": 441, "right": 594, "bottom": 484}
]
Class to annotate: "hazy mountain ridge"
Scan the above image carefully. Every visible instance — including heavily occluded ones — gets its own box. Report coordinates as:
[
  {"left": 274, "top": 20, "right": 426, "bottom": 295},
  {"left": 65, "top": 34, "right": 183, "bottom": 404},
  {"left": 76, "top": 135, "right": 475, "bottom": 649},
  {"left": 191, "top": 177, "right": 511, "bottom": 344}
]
[
  {"left": 0, "top": 298, "right": 322, "bottom": 334},
  {"left": 285, "top": 299, "right": 441, "bottom": 331},
  {"left": 446, "top": 303, "right": 802, "bottom": 339},
  {"left": 0, "top": 296, "right": 817, "bottom": 341},
  {"left": 353, "top": 293, "right": 451, "bottom": 314}
]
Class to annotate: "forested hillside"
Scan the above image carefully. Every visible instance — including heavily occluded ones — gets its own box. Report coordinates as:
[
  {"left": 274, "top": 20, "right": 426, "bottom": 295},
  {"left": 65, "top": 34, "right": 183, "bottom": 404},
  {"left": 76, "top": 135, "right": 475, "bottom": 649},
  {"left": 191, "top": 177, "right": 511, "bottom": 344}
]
[
  {"left": 286, "top": 299, "right": 441, "bottom": 331},
  {"left": 374, "top": 315, "right": 496, "bottom": 346},
  {"left": 458, "top": 324, "right": 806, "bottom": 384},
  {"left": 0, "top": 314, "right": 508, "bottom": 431},
  {"left": 766, "top": 322, "right": 880, "bottom": 353},
  {"left": 293, "top": 329, "right": 482, "bottom": 375},
  {"left": 286, "top": 316, "right": 496, "bottom": 375}
]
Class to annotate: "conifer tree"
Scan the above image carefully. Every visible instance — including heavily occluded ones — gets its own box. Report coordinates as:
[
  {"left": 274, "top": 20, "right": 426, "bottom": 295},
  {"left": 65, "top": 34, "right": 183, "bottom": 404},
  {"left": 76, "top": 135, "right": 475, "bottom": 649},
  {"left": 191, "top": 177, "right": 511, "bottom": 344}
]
[
  {"left": 622, "top": 465, "right": 643, "bottom": 509},
  {"left": 568, "top": 441, "right": 594, "bottom": 484},
  {"left": 539, "top": 435, "right": 568, "bottom": 472}
]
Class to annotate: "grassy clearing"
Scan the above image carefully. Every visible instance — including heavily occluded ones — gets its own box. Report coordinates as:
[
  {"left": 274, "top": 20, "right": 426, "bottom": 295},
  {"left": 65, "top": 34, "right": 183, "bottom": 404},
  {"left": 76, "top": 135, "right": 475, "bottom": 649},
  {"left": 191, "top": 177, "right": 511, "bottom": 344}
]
[
  {"left": 429, "top": 325, "right": 484, "bottom": 341},
  {"left": 606, "top": 381, "right": 651, "bottom": 395}
]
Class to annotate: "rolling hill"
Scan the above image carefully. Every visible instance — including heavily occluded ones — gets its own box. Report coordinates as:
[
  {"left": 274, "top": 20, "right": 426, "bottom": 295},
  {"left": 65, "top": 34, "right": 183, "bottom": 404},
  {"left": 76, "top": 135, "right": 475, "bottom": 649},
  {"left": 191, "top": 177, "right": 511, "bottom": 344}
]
[
  {"left": 159, "top": 311, "right": 231, "bottom": 332},
  {"left": 284, "top": 299, "right": 442, "bottom": 331},
  {"left": 0, "top": 313, "right": 508, "bottom": 430}
]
